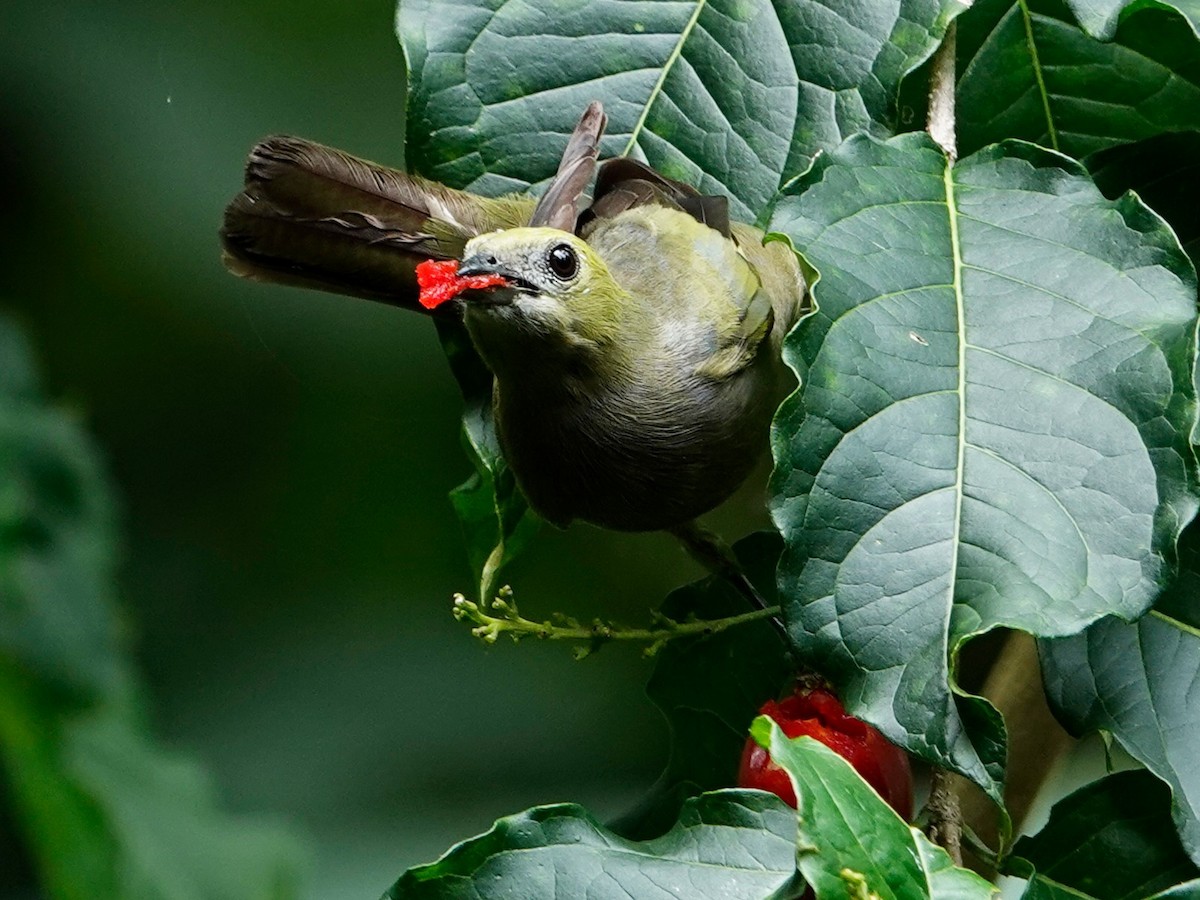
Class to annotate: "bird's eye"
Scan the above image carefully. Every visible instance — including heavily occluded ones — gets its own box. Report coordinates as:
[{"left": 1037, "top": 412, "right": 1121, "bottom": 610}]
[{"left": 546, "top": 243, "right": 578, "bottom": 280}]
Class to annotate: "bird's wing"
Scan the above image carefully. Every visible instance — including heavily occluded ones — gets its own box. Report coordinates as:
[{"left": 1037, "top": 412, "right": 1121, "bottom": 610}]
[
  {"left": 585, "top": 200, "right": 777, "bottom": 382},
  {"left": 529, "top": 102, "right": 608, "bottom": 232},
  {"left": 579, "top": 158, "right": 731, "bottom": 239},
  {"left": 692, "top": 284, "right": 775, "bottom": 381},
  {"left": 569, "top": 111, "right": 805, "bottom": 377}
]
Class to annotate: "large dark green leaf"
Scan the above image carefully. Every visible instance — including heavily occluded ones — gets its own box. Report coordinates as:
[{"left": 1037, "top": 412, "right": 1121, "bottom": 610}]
[
  {"left": 957, "top": 0, "right": 1200, "bottom": 160},
  {"left": 753, "top": 721, "right": 995, "bottom": 900},
  {"left": 1088, "top": 132, "right": 1200, "bottom": 268},
  {"left": 1008, "top": 770, "right": 1200, "bottom": 900},
  {"left": 386, "top": 791, "right": 797, "bottom": 900},
  {"left": 767, "top": 134, "right": 1198, "bottom": 801},
  {"left": 398, "top": 0, "right": 965, "bottom": 220},
  {"left": 611, "top": 532, "right": 791, "bottom": 839},
  {"left": 0, "top": 317, "right": 303, "bottom": 899},
  {"left": 1040, "top": 521, "right": 1200, "bottom": 866}
]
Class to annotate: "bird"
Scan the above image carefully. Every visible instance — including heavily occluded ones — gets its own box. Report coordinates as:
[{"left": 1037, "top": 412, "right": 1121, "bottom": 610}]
[{"left": 221, "top": 102, "right": 808, "bottom": 603}]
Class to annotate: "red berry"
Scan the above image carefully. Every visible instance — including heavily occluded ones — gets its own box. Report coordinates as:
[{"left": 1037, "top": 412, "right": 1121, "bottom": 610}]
[{"left": 738, "top": 684, "right": 913, "bottom": 820}]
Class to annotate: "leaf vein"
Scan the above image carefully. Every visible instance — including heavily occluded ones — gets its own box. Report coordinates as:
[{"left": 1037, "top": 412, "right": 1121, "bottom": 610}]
[
  {"left": 1019, "top": 0, "right": 1061, "bottom": 151},
  {"left": 622, "top": 0, "right": 709, "bottom": 156}
]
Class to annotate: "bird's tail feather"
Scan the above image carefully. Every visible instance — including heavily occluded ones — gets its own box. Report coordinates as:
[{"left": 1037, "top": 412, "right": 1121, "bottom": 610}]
[{"left": 220, "top": 136, "right": 531, "bottom": 308}]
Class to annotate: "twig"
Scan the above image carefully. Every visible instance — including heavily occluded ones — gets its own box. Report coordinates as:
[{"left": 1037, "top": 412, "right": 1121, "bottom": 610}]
[
  {"left": 927, "top": 767, "right": 965, "bottom": 866},
  {"left": 927, "top": 21, "right": 959, "bottom": 160},
  {"left": 451, "top": 585, "right": 782, "bottom": 658}
]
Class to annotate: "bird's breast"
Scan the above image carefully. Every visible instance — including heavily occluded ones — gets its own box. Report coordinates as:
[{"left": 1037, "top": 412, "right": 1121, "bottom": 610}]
[{"left": 492, "top": 360, "right": 777, "bottom": 532}]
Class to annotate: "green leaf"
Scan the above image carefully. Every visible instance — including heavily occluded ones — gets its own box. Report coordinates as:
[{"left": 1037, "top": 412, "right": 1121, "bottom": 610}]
[
  {"left": 917, "top": 831, "right": 1000, "bottom": 900},
  {"left": 1060, "top": 0, "right": 1200, "bottom": 39},
  {"left": 1011, "top": 880, "right": 1200, "bottom": 900},
  {"left": 0, "top": 318, "right": 123, "bottom": 699},
  {"left": 1008, "top": 770, "right": 1200, "bottom": 900},
  {"left": 1040, "top": 522, "right": 1200, "bottom": 866},
  {"left": 436, "top": 318, "right": 540, "bottom": 601},
  {"left": 0, "top": 661, "right": 115, "bottom": 898},
  {"left": 1018, "top": 878, "right": 1092, "bottom": 900},
  {"left": 1153, "top": 514, "right": 1200, "bottom": 631},
  {"left": 64, "top": 708, "right": 304, "bottom": 900},
  {"left": 385, "top": 791, "right": 798, "bottom": 900},
  {"left": 0, "top": 668, "right": 305, "bottom": 900},
  {"left": 398, "top": 0, "right": 965, "bottom": 219},
  {"left": 0, "top": 316, "right": 304, "bottom": 898},
  {"left": 956, "top": 0, "right": 1200, "bottom": 160},
  {"left": 752, "top": 720, "right": 995, "bottom": 900},
  {"left": 1147, "top": 883, "right": 1200, "bottom": 900},
  {"left": 767, "top": 134, "right": 1198, "bottom": 800},
  {"left": 611, "top": 532, "right": 791, "bottom": 839},
  {"left": 1088, "top": 132, "right": 1200, "bottom": 268}
]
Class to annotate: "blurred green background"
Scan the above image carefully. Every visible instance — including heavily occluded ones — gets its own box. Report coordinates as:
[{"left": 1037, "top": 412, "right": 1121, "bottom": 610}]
[{"left": 0, "top": 1, "right": 774, "bottom": 895}]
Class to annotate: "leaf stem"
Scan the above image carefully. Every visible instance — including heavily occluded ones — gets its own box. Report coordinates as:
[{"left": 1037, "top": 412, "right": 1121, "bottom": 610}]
[
  {"left": 927, "top": 21, "right": 959, "bottom": 160},
  {"left": 960, "top": 824, "right": 1001, "bottom": 869},
  {"left": 451, "top": 586, "right": 782, "bottom": 658}
]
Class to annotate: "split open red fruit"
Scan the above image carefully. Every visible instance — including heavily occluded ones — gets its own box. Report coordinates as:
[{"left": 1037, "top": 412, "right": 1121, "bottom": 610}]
[
  {"left": 415, "top": 259, "right": 511, "bottom": 309},
  {"left": 739, "top": 683, "right": 914, "bottom": 820}
]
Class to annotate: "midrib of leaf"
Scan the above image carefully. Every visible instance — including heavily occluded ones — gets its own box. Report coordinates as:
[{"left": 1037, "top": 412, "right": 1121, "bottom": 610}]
[
  {"left": 620, "top": 0, "right": 707, "bottom": 156},
  {"left": 809, "top": 765, "right": 913, "bottom": 897},
  {"left": 1017, "top": 0, "right": 1061, "bottom": 151},
  {"left": 945, "top": 157, "right": 968, "bottom": 632},
  {"left": 1150, "top": 608, "right": 1200, "bottom": 639}
]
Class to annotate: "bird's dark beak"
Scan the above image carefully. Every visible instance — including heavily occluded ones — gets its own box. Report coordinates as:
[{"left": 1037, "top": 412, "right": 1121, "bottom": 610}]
[
  {"left": 457, "top": 255, "right": 512, "bottom": 280},
  {"left": 457, "top": 255, "right": 536, "bottom": 303}
]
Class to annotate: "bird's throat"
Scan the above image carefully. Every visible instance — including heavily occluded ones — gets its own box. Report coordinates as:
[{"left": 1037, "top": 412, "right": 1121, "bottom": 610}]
[{"left": 463, "top": 306, "right": 616, "bottom": 395}]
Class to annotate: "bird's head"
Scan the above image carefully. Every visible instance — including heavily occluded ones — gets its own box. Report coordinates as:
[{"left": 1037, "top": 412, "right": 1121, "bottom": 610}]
[{"left": 453, "top": 228, "right": 630, "bottom": 367}]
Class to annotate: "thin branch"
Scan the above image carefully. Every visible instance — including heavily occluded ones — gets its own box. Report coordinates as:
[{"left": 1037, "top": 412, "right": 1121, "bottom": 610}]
[
  {"left": 927, "top": 767, "right": 965, "bottom": 866},
  {"left": 927, "top": 21, "right": 959, "bottom": 160},
  {"left": 452, "top": 585, "right": 782, "bottom": 658}
]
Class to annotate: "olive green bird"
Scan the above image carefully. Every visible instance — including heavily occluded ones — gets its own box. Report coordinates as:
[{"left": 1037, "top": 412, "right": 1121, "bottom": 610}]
[{"left": 221, "top": 103, "right": 807, "bottom": 592}]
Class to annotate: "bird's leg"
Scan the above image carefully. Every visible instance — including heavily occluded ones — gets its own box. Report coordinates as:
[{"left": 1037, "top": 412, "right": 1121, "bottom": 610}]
[{"left": 668, "top": 521, "right": 789, "bottom": 642}]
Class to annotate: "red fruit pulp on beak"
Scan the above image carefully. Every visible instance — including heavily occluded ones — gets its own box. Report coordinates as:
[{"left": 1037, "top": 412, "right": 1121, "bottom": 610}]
[
  {"left": 416, "top": 259, "right": 511, "bottom": 309},
  {"left": 738, "top": 685, "right": 914, "bottom": 820}
]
